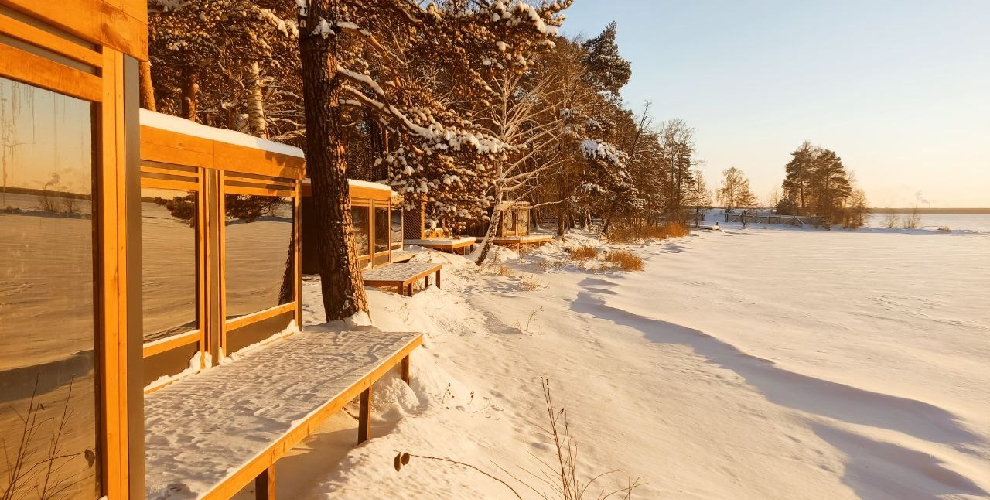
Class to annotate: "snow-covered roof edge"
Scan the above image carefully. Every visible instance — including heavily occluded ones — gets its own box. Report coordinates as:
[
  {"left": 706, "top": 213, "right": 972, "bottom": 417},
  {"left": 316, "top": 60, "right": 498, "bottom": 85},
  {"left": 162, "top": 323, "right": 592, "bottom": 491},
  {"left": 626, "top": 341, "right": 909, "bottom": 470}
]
[
  {"left": 300, "top": 179, "right": 394, "bottom": 194},
  {"left": 139, "top": 109, "right": 304, "bottom": 159}
]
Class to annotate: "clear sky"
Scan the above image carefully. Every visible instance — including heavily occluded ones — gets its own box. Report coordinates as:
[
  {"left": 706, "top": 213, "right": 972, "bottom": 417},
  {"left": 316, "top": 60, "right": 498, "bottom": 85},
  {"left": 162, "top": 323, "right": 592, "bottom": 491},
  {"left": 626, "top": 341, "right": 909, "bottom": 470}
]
[{"left": 560, "top": 0, "right": 990, "bottom": 208}]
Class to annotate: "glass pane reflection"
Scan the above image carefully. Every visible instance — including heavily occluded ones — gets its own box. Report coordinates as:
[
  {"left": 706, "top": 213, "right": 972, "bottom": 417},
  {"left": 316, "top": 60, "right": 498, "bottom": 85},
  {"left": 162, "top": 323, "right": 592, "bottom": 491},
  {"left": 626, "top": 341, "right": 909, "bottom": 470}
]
[
  {"left": 0, "top": 77, "right": 101, "bottom": 499},
  {"left": 142, "top": 188, "right": 198, "bottom": 343},
  {"left": 225, "top": 195, "right": 293, "bottom": 319},
  {"left": 351, "top": 206, "right": 370, "bottom": 256},
  {"left": 390, "top": 210, "right": 402, "bottom": 249},
  {"left": 374, "top": 207, "right": 388, "bottom": 253}
]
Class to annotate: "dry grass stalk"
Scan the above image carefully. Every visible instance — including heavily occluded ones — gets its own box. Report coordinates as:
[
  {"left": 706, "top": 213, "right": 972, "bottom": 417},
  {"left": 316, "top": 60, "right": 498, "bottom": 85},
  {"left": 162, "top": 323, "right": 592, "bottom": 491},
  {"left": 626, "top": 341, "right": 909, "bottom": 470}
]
[
  {"left": 601, "top": 251, "right": 644, "bottom": 272},
  {"left": 567, "top": 246, "right": 599, "bottom": 261}
]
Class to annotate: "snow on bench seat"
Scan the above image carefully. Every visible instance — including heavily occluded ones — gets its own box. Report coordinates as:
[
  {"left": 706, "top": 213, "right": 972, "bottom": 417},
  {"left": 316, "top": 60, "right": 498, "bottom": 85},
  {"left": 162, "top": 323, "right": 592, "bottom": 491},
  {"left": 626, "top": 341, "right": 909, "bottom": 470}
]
[
  {"left": 144, "top": 328, "right": 422, "bottom": 500},
  {"left": 362, "top": 262, "right": 442, "bottom": 296},
  {"left": 406, "top": 237, "right": 476, "bottom": 254}
]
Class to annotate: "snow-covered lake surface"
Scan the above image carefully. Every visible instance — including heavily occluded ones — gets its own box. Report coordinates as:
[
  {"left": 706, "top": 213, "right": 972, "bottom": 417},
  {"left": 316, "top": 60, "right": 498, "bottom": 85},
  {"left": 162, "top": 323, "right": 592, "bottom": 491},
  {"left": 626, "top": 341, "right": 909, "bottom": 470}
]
[
  {"left": 866, "top": 213, "right": 990, "bottom": 233},
  {"left": 235, "top": 226, "right": 989, "bottom": 500}
]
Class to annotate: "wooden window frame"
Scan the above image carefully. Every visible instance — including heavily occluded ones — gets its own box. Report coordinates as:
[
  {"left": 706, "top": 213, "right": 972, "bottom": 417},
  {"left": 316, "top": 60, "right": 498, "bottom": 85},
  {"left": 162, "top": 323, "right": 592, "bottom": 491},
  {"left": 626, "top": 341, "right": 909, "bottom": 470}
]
[
  {"left": 0, "top": 9, "right": 137, "bottom": 499},
  {"left": 139, "top": 167, "right": 206, "bottom": 366},
  {"left": 219, "top": 171, "right": 301, "bottom": 357}
]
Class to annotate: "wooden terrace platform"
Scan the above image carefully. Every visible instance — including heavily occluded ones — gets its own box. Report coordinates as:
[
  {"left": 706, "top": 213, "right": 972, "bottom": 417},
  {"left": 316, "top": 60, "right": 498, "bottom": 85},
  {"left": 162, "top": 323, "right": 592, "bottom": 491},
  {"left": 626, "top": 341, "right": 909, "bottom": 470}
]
[
  {"left": 405, "top": 237, "right": 476, "bottom": 255},
  {"left": 362, "top": 262, "right": 442, "bottom": 296},
  {"left": 144, "top": 329, "right": 422, "bottom": 500},
  {"left": 492, "top": 234, "right": 553, "bottom": 249}
]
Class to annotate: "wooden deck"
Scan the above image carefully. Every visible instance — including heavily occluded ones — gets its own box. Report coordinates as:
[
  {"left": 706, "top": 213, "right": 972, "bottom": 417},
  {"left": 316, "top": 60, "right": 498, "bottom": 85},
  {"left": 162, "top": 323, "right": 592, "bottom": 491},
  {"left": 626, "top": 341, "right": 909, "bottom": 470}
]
[
  {"left": 144, "top": 329, "right": 422, "bottom": 500},
  {"left": 492, "top": 234, "right": 553, "bottom": 248},
  {"left": 405, "top": 237, "right": 476, "bottom": 254},
  {"left": 362, "top": 262, "right": 442, "bottom": 296}
]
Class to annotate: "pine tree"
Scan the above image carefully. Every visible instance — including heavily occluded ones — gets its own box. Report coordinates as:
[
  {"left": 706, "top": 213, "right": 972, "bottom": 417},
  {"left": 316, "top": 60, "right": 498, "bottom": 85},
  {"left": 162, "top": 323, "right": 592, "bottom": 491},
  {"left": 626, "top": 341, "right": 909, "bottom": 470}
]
[
  {"left": 581, "top": 22, "right": 632, "bottom": 98},
  {"left": 718, "top": 167, "right": 757, "bottom": 210},
  {"left": 782, "top": 141, "right": 815, "bottom": 213}
]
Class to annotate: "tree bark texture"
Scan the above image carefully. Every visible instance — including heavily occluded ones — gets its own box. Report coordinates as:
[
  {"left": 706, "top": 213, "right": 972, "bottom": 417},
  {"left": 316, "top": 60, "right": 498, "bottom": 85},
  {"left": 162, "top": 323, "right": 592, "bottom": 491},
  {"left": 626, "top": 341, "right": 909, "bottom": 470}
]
[
  {"left": 182, "top": 66, "right": 199, "bottom": 122},
  {"left": 300, "top": 5, "right": 369, "bottom": 319},
  {"left": 139, "top": 60, "right": 156, "bottom": 111},
  {"left": 246, "top": 61, "right": 268, "bottom": 139}
]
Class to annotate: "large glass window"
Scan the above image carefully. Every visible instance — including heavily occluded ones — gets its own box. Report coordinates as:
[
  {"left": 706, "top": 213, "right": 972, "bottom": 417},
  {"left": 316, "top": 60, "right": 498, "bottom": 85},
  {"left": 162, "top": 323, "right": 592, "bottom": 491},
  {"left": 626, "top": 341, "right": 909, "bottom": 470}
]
[
  {"left": 0, "top": 78, "right": 101, "bottom": 498},
  {"left": 142, "top": 188, "right": 198, "bottom": 343},
  {"left": 351, "top": 206, "right": 370, "bottom": 257},
  {"left": 390, "top": 210, "right": 403, "bottom": 250},
  {"left": 224, "top": 195, "right": 294, "bottom": 320},
  {"left": 374, "top": 206, "right": 389, "bottom": 254}
]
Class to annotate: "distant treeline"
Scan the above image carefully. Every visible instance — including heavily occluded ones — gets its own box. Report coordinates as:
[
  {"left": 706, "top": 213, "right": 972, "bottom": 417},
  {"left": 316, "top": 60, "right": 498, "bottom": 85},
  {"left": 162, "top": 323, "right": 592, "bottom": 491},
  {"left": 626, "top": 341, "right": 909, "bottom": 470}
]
[
  {"left": 871, "top": 208, "right": 990, "bottom": 215},
  {"left": 1, "top": 186, "right": 90, "bottom": 199}
]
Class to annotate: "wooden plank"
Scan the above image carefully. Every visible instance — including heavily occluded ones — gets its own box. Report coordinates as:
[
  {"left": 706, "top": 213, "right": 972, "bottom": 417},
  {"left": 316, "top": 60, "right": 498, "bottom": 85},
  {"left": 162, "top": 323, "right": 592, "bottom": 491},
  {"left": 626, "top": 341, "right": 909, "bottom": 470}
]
[
  {"left": 96, "top": 47, "right": 129, "bottom": 500},
  {"left": 140, "top": 163, "right": 201, "bottom": 179},
  {"left": 255, "top": 467, "right": 275, "bottom": 500},
  {"left": 223, "top": 184, "right": 295, "bottom": 198},
  {"left": 0, "top": 12, "right": 103, "bottom": 67},
  {"left": 293, "top": 184, "right": 302, "bottom": 326},
  {"left": 224, "top": 302, "right": 296, "bottom": 333},
  {"left": 140, "top": 125, "right": 215, "bottom": 169},
  {"left": 198, "top": 334, "right": 423, "bottom": 500},
  {"left": 358, "top": 386, "right": 372, "bottom": 444},
  {"left": 2, "top": 0, "right": 148, "bottom": 60},
  {"left": 0, "top": 42, "right": 101, "bottom": 101},
  {"left": 142, "top": 330, "right": 201, "bottom": 359},
  {"left": 350, "top": 184, "right": 392, "bottom": 202},
  {"left": 140, "top": 176, "right": 199, "bottom": 192},
  {"left": 216, "top": 141, "right": 305, "bottom": 180}
]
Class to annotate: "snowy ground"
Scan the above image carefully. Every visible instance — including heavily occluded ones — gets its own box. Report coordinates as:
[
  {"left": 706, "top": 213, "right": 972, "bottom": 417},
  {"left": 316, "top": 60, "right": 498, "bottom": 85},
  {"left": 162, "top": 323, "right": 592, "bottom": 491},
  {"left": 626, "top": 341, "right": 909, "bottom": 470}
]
[{"left": 235, "top": 224, "right": 990, "bottom": 500}]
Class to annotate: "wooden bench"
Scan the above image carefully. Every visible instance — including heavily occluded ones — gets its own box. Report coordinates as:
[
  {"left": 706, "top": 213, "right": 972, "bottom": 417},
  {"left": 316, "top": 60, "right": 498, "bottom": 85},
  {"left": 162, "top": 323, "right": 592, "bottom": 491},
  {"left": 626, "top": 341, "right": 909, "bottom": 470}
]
[
  {"left": 144, "top": 328, "right": 422, "bottom": 500},
  {"left": 362, "top": 262, "right": 442, "bottom": 296},
  {"left": 405, "top": 237, "right": 476, "bottom": 255}
]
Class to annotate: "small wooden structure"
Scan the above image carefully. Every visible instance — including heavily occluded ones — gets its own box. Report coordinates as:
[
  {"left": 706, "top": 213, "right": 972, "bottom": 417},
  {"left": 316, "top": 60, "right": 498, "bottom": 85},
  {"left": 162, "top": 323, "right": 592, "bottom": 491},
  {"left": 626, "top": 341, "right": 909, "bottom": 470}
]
[
  {"left": 405, "top": 236, "right": 477, "bottom": 254},
  {"left": 301, "top": 180, "right": 405, "bottom": 272},
  {"left": 491, "top": 201, "right": 552, "bottom": 248},
  {"left": 362, "top": 262, "right": 442, "bottom": 296}
]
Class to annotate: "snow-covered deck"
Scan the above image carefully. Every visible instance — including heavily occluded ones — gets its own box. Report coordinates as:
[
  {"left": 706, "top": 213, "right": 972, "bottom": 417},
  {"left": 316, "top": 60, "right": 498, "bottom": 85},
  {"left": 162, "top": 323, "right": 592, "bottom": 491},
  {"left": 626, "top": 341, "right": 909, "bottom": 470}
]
[
  {"left": 144, "top": 328, "right": 422, "bottom": 500},
  {"left": 362, "top": 262, "right": 442, "bottom": 295},
  {"left": 405, "top": 237, "right": 476, "bottom": 254},
  {"left": 492, "top": 234, "right": 554, "bottom": 247}
]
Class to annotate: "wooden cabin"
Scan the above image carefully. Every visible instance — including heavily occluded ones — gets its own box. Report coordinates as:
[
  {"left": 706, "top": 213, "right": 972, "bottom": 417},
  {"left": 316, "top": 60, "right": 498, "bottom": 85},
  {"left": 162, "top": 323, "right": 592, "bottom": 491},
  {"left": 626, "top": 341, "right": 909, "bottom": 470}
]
[
  {"left": 301, "top": 179, "right": 407, "bottom": 273},
  {"left": 0, "top": 5, "right": 420, "bottom": 500}
]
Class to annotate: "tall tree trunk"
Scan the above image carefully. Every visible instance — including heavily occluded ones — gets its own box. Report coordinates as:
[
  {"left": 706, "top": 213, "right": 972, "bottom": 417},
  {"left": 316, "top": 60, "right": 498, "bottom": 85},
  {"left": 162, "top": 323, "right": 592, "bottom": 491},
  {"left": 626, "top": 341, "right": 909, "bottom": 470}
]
[
  {"left": 246, "top": 61, "right": 268, "bottom": 139},
  {"left": 299, "top": 4, "right": 369, "bottom": 320},
  {"left": 139, "top": 60, "right": 156, "bottom": 111},
  {"left": 181, "top": 66, "right": 199, "bottom": 122}
]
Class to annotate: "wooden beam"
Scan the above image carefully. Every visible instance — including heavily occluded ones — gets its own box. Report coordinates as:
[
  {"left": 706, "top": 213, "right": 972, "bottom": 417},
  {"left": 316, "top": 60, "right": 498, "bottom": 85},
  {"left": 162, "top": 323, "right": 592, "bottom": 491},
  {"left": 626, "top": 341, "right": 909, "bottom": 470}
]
[
  {"left": 358, "top": 386, "right": 372, "bottom": 444},
  {"left": 0, "top": 42, "right": 101, "bottom": 101},
  {"left": 0, "top": 12, "right": 103, "bottom": 67},
  {"left": 1, "top": 0, "right": 148, "bottom": 60},
  {"left": 142, "top": 330, "right": 201, "bottom": 359},
  {"left": 224, "top": 302, "right": 297, "bottom": 333},
  {"left": 255, "top": 466, "right": 276, "bottom": 500}
]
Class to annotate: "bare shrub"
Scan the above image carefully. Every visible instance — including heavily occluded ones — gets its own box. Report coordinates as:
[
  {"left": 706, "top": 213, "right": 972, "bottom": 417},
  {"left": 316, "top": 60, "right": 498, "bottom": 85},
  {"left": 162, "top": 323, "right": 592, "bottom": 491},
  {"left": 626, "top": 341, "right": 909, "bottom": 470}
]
[
  {"left": 394, "top": 379, "right": 640, "bottom": 499},
  {"left": 882, "top": 213, "right": 899, "bottom": 229},
  {"left": 498, "top": 265, "right": 514, "bottom": 277},
  {"left": 601, "top": 250, "right": 644, "bottom": 272},
  {"left": 567, "top": 246, "right": 599, "bottom": 261},
  {"left": 903, "top": 209, "right": 922, "bottom": 229},
  {"left": 520, "top": 275, "right": 543, "bottom": 291}
]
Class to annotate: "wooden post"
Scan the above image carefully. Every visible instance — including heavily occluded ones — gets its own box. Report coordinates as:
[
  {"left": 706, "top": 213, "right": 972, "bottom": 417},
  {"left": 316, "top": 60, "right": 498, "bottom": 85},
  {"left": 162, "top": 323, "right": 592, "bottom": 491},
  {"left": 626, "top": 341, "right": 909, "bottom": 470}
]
[
  {"left": 400, "top": 356, "right": 411, "bottom": 384},
  {"left": 358, "top": 386, "right": 372, "bottom": 444},
  {"left": 255, "top": 466, "right": 275, "bottom": 500},
  {"left": 425, "top": 275, "right": 430, "bottom": 288},
  {"left": 435, "top": 270, "right": 441, "bottom": 289}
]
